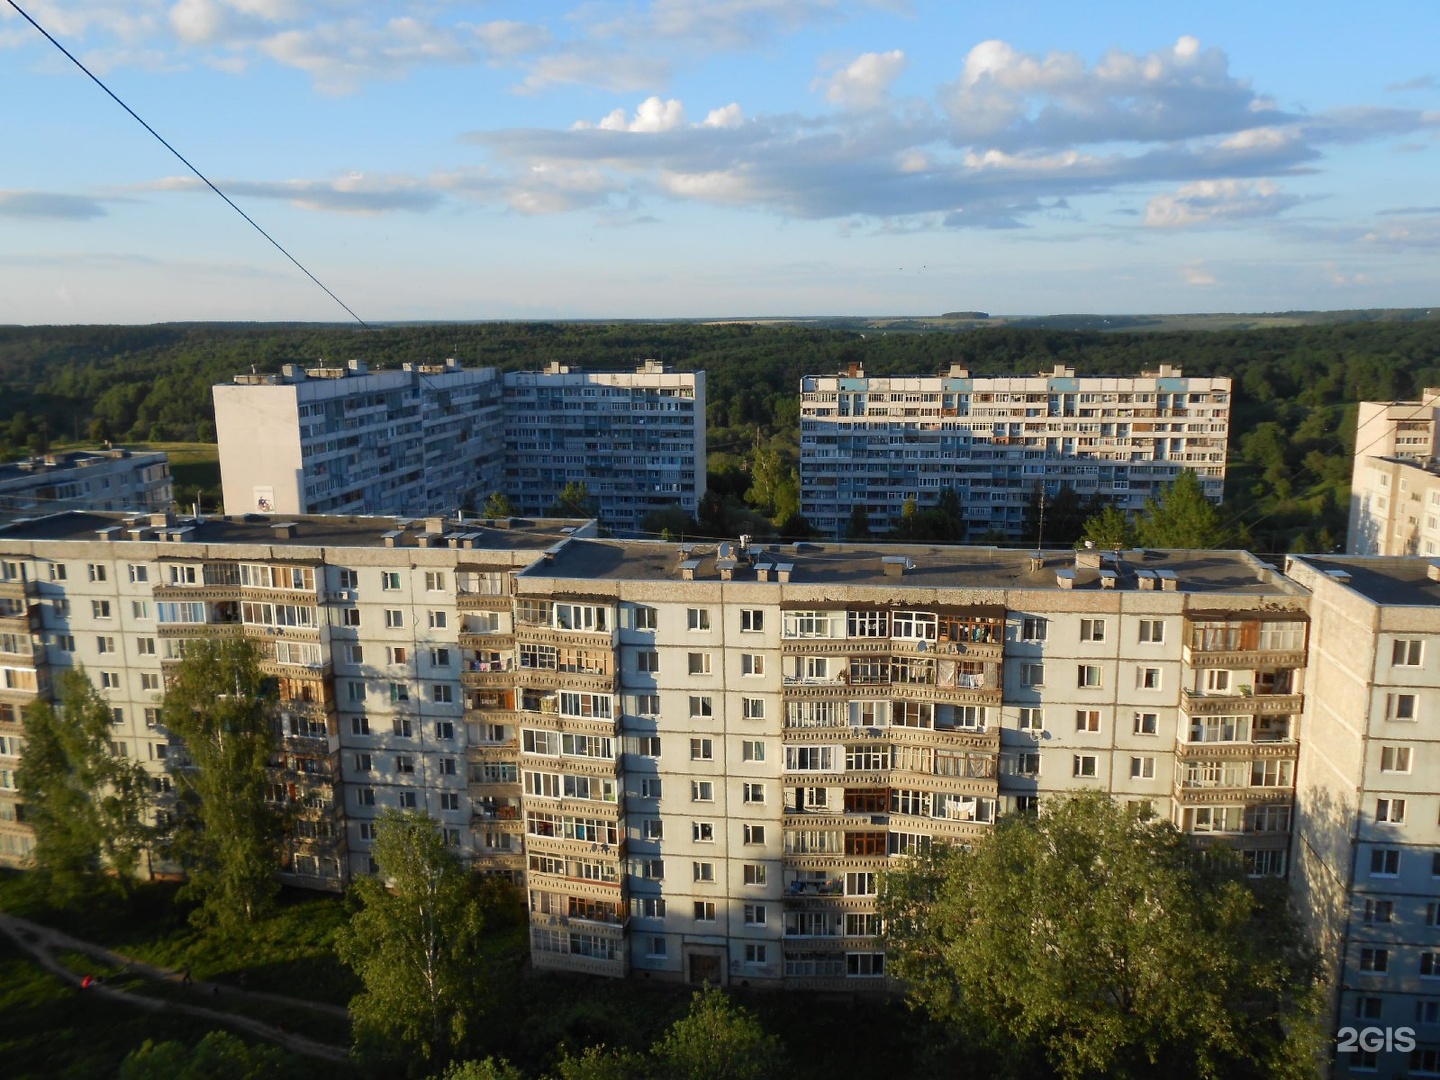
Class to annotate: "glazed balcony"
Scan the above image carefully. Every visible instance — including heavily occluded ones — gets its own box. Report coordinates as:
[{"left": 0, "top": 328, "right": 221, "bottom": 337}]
[
  {"left": 1174, "top": 740, "right": 1299, "bottom": 762},
  {"left": 1180, "top": 689, "right": 1304, "bottom": 716}
]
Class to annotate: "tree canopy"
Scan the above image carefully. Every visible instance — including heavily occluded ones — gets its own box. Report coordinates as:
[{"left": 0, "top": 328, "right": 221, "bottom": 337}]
[
  {"left": 15, "top": 667, "right": 149, "bottom": 903},
  {"left": 159, "top": 636, "right": 282, "bottom": 931},
  {"left": 335, "top": 808, "right": 491, "bottom": 1069},
  {"left": 880, "top": 791, "right": 1321, "bottom": 1080},
  {"left": 1135, "top": 469, "right": 1230, "bottom": 549}
]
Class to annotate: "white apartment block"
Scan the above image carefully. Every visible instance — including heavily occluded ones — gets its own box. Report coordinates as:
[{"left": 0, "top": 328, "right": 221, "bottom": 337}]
[
  {"left": 1287, "top": 556, "right": 1440, "bottom": 1079},
  {"left": 215, "top": 359, "right": 505, "bottom": 518},
  {"left": 502, "top": 361, "right": 706, "bottom": 536},
  {"left": 0, "top": 449, "right": 172, "bottom": 522},
  {"left": 214, "top": 359, "right": 705, "bottom": 538},
  {"left": 799, "top": 363, "right": 1230, "bottom": 540},
  {"left": 1349, "top": 391, "right": 1440, "bottom": 556},
  {"left": 3, "top": 518, "right": 1317, "bottom": 996}
]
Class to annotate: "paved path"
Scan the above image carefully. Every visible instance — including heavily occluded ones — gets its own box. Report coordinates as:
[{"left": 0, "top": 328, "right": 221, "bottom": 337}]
[{"left": 0, "top": 911, "right": 351, "bottom": 1063}]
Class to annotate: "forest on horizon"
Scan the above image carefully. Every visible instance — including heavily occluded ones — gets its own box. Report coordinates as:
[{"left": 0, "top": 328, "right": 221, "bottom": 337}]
[{"left": 2, "top": 316, "right": 1439, "bottom": 553}]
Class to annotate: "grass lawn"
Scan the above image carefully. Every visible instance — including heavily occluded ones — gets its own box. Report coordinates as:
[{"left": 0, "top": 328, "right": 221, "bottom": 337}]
[{"left": 0, "top": 873, "right": 360, "bottom": 1006}]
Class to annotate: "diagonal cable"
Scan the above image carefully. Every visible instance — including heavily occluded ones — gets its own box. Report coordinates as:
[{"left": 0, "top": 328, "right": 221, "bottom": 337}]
[{"left": 5, "top": 0, "right": 371, "bottom": 329}]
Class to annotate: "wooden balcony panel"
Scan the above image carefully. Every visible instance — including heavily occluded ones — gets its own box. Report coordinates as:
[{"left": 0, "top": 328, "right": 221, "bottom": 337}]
[
  {"left": 1174, "top": 741, "right": 1299, "bottom": 761},
  {"left": 1182, "top": 647, "right": 1307, "bottom": 670},
  {"left": 1180, "top": 689, "right": 1304, "bottom": 716}
]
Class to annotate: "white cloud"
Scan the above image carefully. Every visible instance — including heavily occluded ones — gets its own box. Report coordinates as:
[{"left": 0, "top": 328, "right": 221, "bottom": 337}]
[
  {"left": 1144, "top": 179, "right": 1300, "bottom": 227},
  {"left": 1182, "top": 263, "right": 1217, "bottom": 286},
  {"left": 139, "top": 172, "right": 441, "bottom": 213},
  {"left": 818, "top": 49, "right": 906, "bottom": 109},
  {"left": 0, "top": 190, "right": 110, "bottom": 220},
  {"left": 703, "top": 103, "right": 745, "bottom": 129}
]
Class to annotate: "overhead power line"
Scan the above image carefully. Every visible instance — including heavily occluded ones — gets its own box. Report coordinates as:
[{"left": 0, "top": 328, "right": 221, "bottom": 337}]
[{"left": 6, "top": 0, "right": 371, "bottom": 329}]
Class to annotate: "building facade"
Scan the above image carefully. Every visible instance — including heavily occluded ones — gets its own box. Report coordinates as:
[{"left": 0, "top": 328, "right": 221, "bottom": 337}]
[
  {"left": 214, "top": 359, "right": 705, "bottom": 538},
  {"left": 214, "top": 359, "right": 505, "bottom": 518},
  {"left": 1287, "top": 555, "right": 1440, "bottom": 1078},
  {"left": 1348, "top": 391, "right": 1440, "bottom": 556},
  {"left": 0, "top": 449, "right": 172, "bottom": 522},
  {"left": 798, "top": 363, "right": 1230, "bottom": 540}
]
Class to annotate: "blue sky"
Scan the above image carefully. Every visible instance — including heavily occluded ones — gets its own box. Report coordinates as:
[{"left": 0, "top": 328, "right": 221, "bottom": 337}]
[{"left": 2, "top": 0, "right": 1438, "bottom": 323}]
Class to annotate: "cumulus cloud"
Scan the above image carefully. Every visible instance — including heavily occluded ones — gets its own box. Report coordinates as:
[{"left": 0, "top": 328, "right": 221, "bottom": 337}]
[
  {"left": 579, "top": 97, "right": 687, "bottom": 133},
  {"left": 704, "top": 103, "right": 745, "bottom": 129},
  {"left": 817, "top": 49, "right": 906, "bottom": 109},
  {"left": 1144, "top": 179, "right": 1301, "bottom": 227},
  {"left": 0, "top": 191, "right": 110, "bottom": 220},
  {"left": 1387, "top": 75, "right": 1436, "bottom": 92},
  {"left": 1182, "top": 263, "right": 1217, "bottom": 286}
]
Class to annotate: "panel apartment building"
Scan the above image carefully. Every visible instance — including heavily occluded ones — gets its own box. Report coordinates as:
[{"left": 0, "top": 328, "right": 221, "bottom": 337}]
[
  {"left": 1348, "top": 390, "right": 1440, "bottom": 556},
  {"left": 2, "top": 516, "right": 1315, "bottom": 988},
  {"left": 0, "top": 449, "right": 172, "bottom": 522},
  {"left": 799, "top": 363, "right": 1230, "bottom": 540},
  {"left": 214, "top": 359, "right": 705, "bottom": 538}
]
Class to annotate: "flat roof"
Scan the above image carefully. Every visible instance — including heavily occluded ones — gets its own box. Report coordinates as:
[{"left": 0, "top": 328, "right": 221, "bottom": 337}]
[
  {"left": 0, "top": 511, "right": 589, "bottom": 553},
  {"left": 0, "top": 449, "right": 164, "bottom": 484},
  {"left": 519, "top": 539, "right": 1301, "bottom": 596},
  {"left": 1290, "top": 555, "right": 1440, "bottom": 607}
]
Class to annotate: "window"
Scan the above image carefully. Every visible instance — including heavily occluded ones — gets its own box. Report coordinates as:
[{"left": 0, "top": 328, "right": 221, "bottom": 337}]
[
  {"left": 1136, "top": 667, "right": 1161, "bottom": 690},
  {"left": 1359, "top": 947, "right": 1390, "bottom": 973},
  {"left": 694, "top": 901, "right": 716, "bottom": 921},
  {"left": 1377, "top": 798, "right": 1407, "bottom": 825},
  {"left": 100, "top": 671, "right": 120, "bottom": 689},
  {"left": 689, "top": 695, "right": 713, "bottom": 718},
  {"left": 128, "top": 563, "right": 149, "bottom": 583},
  {"left": 637, "top": 735, "right": 661, "bottom": 758},
  {"left": 743, "top": 782, "right": 765, "bottom": 804},
  {"left": 845, "top": 872, "right": 876, "bottom": 896},
  {"left": 1019, "top": 663, "right": 1045, "bottom": 688},
  {"left": 743, "top": 863, "right": 767, "bottom": 886},
  {"left": 1073, "top": 755, "right": 1098, "bottom": 778},
  {"left": 1130, "top": 756, "right": 1156, "bottom": 780},
  {"left": 632, "top": 605, "right": 657, "bottom": 630},
  {"left": 131, "top": 602, "right": 149, "bottom": 620},
  {"left": 398, "top": 791, "right": 417, "bottom": 809},
  {"left": 641, "top": 818, "right": 664, "bottom": 841},
  {"left": 92, "top": 600, "right": 112, "bottom": 619},
  {"left": 693, "top": 862, "right": 715, "bottom": 883},
  {"left": 359, "top": 822, "right": 376, "bottom": 842},
  {"left": 428, "top": 610, "right": 447, "bottom": 629},
  {"left": 1394, "top": 639, "right": 1425, "bottom": 667},
  {"left": 691, "top": 781, "right": 714, "bottom": 802},
  {"left": 1017, "top": 752, "right": 1040, "bottom": 776},
  {"left": 430, "top": 648, "right": 450, "bottom": 667},
  {"left": 744, "top": 905, "right": 767, "bottom": 927},
  {"left": 640, "top": 778, "right": 663, "bottom": 799},
  {"left": 741, "top": 653, "right": 764, "bottom": 676},
  {"left": 741, "top": 609, "right": 764, "bottom": 632},
  {"left": 343, "top": 608, "right": 361, "bottom": 627},
  {"left": 1139, "top": 619, "right": 1164, "bottom": 644},
  {"left": 1080, "top": 618, "right": 1106, "bottom": 643},
  {"left": 48, "top": 562, "right": 66, "bottom": 581},
  {"left": 354, "top": 753, "right": 373, "bottom": 773},
  {"left": 741, "top": 739, "right": 765, "bottom": 762},
  {"left": 1356, "top": 996, "right": 1384, "bottom": 1020},
  {"left": 1386, "top": 693, "right": 1418, "bottom": 722},
  {"left": 687, "top": 608, "right": 711, "bottom": 631},
  {"left": 96, "top": 635, "right": 116, "bottom": 653},
  {"left": 846, "top": 953, "right": 885, "bottom": 978},
  {"left": 1075, "top": 710, "right": 1101, "bottom": 733},
  {"left": 1371, "top": 849, "right": 1401, "bottom": 877},
  {"left": 1133, "top": 712, "right": 1158, "bottom": 736},
  {"left": 88, "top": 563, "right": 107, "bottom": 582},
  {"left": 636, "top": 650, "right": 659, "bottom": 673},
  {"left": 57, "top": 634, "right": 74, "bottom": 652},
  {"left": 432, "top": 684, "right": 453, "bottom": 704},
  {"left": 1018, "top": 707, "right": 1044, "bottom": 732},
  {"left": 385, "top": 609, "right": 404, "bottom": 629},
  {"left": 350, "top": 716, "right": 372, "bottom": 736},
  {"left": 357, "top": 788, "right": 375, "bottom": 806},
  {"left": 1381, "top": 746, "right": 1414, "bottom": 773},
  {"left": 692, "top": 822, "right": 715, "bottom": 842},
  {"left": 1077, "top": 665, "right": 1102, "bottom": 688},
  {"left": 742, "top": 697, "right": 765, "bottom": 721},
  {"left": 381, "top": 571, "right": 401, "bottom": 591},
  {"left": 338, "top": 569, "right": 358, "bottom": 589},
  {"left": 635, "top": 694, "right": 660, "bottom": 716},
  {"left": 424, "top": 572, "right": 446, "bottom": 592},
  {"left": 688, "top": 652, "right": 712, "bottom": 675},
  {"left": 439, "top": 758, "right": 457, "bottom": 776},
  {"left": 743, "top": 824, "right": 766, "bottom": 845},
  {"left": 1021, "top": 617, "right": 1047, "bottom": 642},
  {"left": 389, "top": 682, "right": 410, "bottom": 703},
  {"left": 395, "top": 755, "right": 415, "bottom": 774},
  {"left": 690, "top": 738, "right": 713, "bottom": 761},
  {"left": 140, "top": 673, "right": 160, "bottom": 692},
  {"left": 1363, "top": 899, "right": 1395, "bottom": 924}
]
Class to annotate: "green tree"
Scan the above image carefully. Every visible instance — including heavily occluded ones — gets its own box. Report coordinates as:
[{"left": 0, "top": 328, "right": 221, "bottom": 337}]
[
  {"left": 641, "top": 504, "right": 699, "bottom": 540},
  {"left": 549, "top": 1045, "right": 647, "bottom": 1080},
  {"left": 546, "top": 481, "right": 596, "bottom": 519},
  {"left": 119, "top": 1031, "right": 299, "bottom": 1080},
  {"left": 482, "top": 491, "right": 517, "bottom": 519},
  {"left": 336, "top": 809, "right": 489, "bottom": 1068},
  {"left": 651, "top": 987, "right": 784, "bottom": 1080},
  {"left": 846, "top": 502, "right": 872, "bottom": 540},
  {"left": 881, "top": 791, "right": 1321, "bottom": 1080},
  {"left": 160, "top": 637, "right": 282, "bottom": 930},
  {"left": 437, "top": 1060, "right": 527, "bottom": 1080},
  {"left": 744, "top": 445, "right": 799, "bottom": 523},
  {"left": 1135, "top": 469, "right": 1229, "bottom": 549},
  {"left": 15, "top": 667, "right": 149, "bottom": 904},
  {"left": 1080, "top": 504, "right": 1136, "bottom": 551}
]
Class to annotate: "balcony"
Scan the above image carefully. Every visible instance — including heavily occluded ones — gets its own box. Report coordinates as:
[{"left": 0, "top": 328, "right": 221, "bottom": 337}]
[
  {"left": 457, "top": 591, "right": 510, "bottom": 612},
  {"left": 531, "top": 950, "right": 627, "bottom": 979},
  {"left": 0, "top": 604, "right": 41, "bottom": 634},
  {"left": 525, "top": 869, "right": 624, "bottom": 901},
  {"left": 471, "top": 851, "right": 525, "bottom": 872},
  {"left": 467, "top": 741, "right": 520, "bottom": 762},
  {"left": 1180, "top": 689, "right": 1304, "bottom": 716},
  {"left": 459, "top": 631, "right": 514, "bottom": 649},
  {"left": 461, "top": 664, "right": 517, "bottom": 689},
  {"left": 514, "top": 626, "right": 617, "bottom": 649},
  {"left": 467, "top": 778, "right": 521, "bottom": 798},
  {"left": 156, "top": 621, "right": 243, "bottom": 639},
  {"left": 0, "top": 579, "right": 37, "bottom": 601},
  {"left": 1172, "top": 786, "right": 1294, "bottom": 806},
  {"left": 1182, "top": 644, "right": 1306, "bottom": 670},
  {"left": 152, "top": 583, "right": 243, "bottom": 603},
  {"left": 280, "top": 732, "right": 334, "bottom": 754}
]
